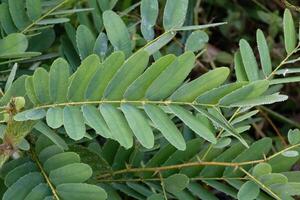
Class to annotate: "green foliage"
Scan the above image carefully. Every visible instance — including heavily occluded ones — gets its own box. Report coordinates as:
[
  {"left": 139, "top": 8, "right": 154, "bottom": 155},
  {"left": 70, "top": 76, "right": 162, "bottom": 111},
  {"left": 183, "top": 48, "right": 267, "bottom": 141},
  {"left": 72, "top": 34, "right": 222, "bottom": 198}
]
[
  {"left": 0, "top": 136, "right": 107, "bottom": 200},
  {"left": 0, "top": 1, "right": 300, "bottom": 199}
]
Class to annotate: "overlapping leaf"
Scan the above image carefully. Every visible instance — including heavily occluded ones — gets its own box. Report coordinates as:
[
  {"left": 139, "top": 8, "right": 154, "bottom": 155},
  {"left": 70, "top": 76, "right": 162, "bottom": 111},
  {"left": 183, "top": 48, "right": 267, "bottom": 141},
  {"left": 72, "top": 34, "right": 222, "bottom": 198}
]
[
  {"left": 11, "top": 47, "right": 286, "bottom": 150},
  {"left": 0, "top": 136, "right": 107, "bottom": 200}
]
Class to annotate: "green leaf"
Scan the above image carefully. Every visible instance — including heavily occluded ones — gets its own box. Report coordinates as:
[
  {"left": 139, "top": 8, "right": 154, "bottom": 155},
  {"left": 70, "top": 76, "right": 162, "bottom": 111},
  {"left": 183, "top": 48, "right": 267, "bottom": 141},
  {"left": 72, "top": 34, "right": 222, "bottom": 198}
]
[
  {"left": 97, "top": 0, "right": 118, "bottom": 11},
  {"left": 230, "top": 93, "right": 287, "bottom": 107},
  {"left": 146, "top": 52, "right": 195, "bottom": 100},
  {"left": 276, "top": 68, "right": 300, "bottom": 75},
  {"left": 283, "top": 9, "right": 297, "bottom": 54},
  {"left": 141, "top": 0, "right": 158, "bottom": 29},
  {"left": 271, "top": 77, "right": 300, "bottom": 85},
  {"left": 193, "top": 106, "right": 248, "bottom": 147},
  {"left": 8, "top": 0, "right": 30, "bottom": 30},
  {"left": 5, "top": 63, "right": 18, "bottom": 92},
  {"left": 144, "top": 104, "right": 186, "bottom": 150},
  {"left": 25, "top": 76, "right": 39, "bottom": 105},
  {"left": 124, "top": 54, "right": 176, "bottom": 100},
  {"left": 63, "top": 106, "right": 86, "bottom": 140},
  {"left": 223, "top": 138, "right": 272, "bottom": 177},
  {"left": 144, "top": 32, "right": 175, "bottom": 55},
  {"left": 0, "top": 33, "right": 28, "bottom": 56},
  {"left": 76, "top": 25, "right": 96, "bottom": 60},
  {"left": 14, "top": 108, "right": 46, "bottom": 121},
  {"left": 162, "top": 138, "right": 204, "bottom": 177},
  {"left": 256, "top": 29, "right": 272, "bottom": 77},
  {"left": 141, "top": 0, "right": 159, "bottom": 41},
  {"left": 270, "top": 183, "right": 300, "bottom": 196},
  {"left": 287, "top": 129, "right": 300, "bottom": 145},
  {"left": 0, "top": 157, "right": 30, "bottom": 178},
  {"left": 252, "top": 163, "right": 272, "bottom": 178},
  {"left": 43, "top": 152, "right": 80, "bottom": 174},
  {"left": 231, "top": 110, "right": 259, "bottom": 125},
  {"left": 164, "top": 174, "right": 189, "bottom": 193},
  {"left": 219, "top": 80, "right": 269, "bottom": 106},
  {"left": 200, "top": 143, "right": 245, "bottom": 177},
  {"left": 0, "top": 76, "right": 27, "bottom": 106},
  {"left": 172, "top": 22, "right": 227, "bottom": 31},
  {"left": 0, "top": 3, "right": 18, "bottom": 34},
  {"left": 49, "top": 58, "right": 70, "bottom": 103},
  {"left": 100, "top": 104, "right": 133, "bottom": 149},
  {"left": 46, "top": 107, "right": 64, "bottom": 129},
  {"left": 26, "top": 0, "right": 42, "bottom": 21},
  {"left": 67, "top": 54, "right": 100, "bottom": 102},
  {"left": 85, "top": 51, "right": 125, "bottom": 100},
  {"left": 259, "top": 173, "right": 288, "bottom": 186},
  {"left": 104, "top": 51, "right": 149, "bottom": 100},
  {"left": 34, "top": 121, "right": 68, "bottom": 150},
  {"left": 163, "top": 0, "right": 188, "bottom": 30},
  {"left": 234, "top": 51, "right": 248, "bottom": 82},
  {"left": 81, "top": 105, "right": 111, "bottom": 138},
  {"left": 120, "top": 103, "right": 154, "bottom": 149},
  {"left": 4, "top": 162, "right": 37, "bottom": 187},
  {"left": 239, "top": 39, "right": 259, "bottom": 81},
  {"left": 57, "top": 183, "right": 107, "bottom": 200},
  {"left": 170, "top": 67, "right": 229, "bottom": 102},
  {"left": 204, "top": 180, "right": 237, "bottom": 198},
  {"left": 237, "top": 181, "right": 260, "bottom": 200},
  {"left": 282, "top": 150, "right": 299, "bottom": 157},
  {"left": 38, "top": 145, "right": 63, "bottom": 163},
  {"left": 144, "top": 144, "right": 177, "bottom": 177},
  {"left": 49, "top": 163, "right": 92, "bottom": 186},
  {"left": 103, "top": 10, "right": 132, "bottom": 57},
  {"left": 147, "top": 194, "right": 164, "bottom": 200},
  {"left": 3, "top": 172, "right": 43, "bottom": 200},
  {"left": 33, "top": 68, "right": 51, "bottom": 104},
  {"left": 34, "top": 138, "right": 51, "bottom": 157},
  {"left": 93, "top": 32, "right": 108, "bottom": 60},
  {"left": 36, "top": 18, "right": 69, "bottom": 25},
  {"left": 169, "top": 105, "right": 216, "bottom": 143},
  {"left": 185, "top": 30, "right": 209, "bottom": 52},
  {"left": 24, "top": 183, "right": 51, "bottom": 200},
  {"left": 188, "top": 183, "right": 218, "bottom": 200},
  {"left": 196, "top": 82, "right": 246, "bottom": 104}
]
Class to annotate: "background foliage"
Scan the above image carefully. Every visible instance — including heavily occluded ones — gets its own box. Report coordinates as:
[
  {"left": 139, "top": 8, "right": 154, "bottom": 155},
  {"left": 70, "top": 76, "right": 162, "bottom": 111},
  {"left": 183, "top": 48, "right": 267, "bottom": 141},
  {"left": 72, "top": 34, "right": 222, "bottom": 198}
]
[{"left": 1, "top": 0, "right": 300, "bottom": 199}]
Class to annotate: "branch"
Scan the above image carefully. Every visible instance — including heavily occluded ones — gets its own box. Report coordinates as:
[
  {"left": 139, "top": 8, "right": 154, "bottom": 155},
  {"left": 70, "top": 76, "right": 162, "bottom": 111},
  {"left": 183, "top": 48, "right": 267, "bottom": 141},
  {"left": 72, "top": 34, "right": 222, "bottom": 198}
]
[{"left": 97, "top": 143, "right": 300, "bottom": 179}]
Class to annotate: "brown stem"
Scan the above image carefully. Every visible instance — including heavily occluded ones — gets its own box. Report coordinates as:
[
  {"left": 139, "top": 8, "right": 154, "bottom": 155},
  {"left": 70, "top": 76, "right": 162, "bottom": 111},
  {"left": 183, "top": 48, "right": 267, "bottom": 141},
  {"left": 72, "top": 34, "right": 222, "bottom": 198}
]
[{"left": 97, "top": 143, "right": 300, "bottom": 180}]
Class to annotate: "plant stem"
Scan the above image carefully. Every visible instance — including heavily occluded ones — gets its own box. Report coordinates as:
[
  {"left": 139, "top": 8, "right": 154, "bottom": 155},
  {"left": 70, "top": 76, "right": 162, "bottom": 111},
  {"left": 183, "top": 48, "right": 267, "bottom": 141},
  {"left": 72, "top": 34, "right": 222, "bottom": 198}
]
[
  {"left": 97, "top": 177, "right": 248, "bottom": 183},
  {"left": 97, "top": 143, "right": 300, "bottom": 179},
  {"left": 28, "top": 99, "right": 229, "bottom": 110},
  {"left": 201, "top": 107, "right": 241, "bottom": 160},
  {"left": 31, "top": 149, "right": 60, "bottom": 200},
  {"left": 239, "top": 167, "right": 281, "bottom": 200},
  {"left": 21, "top": 0, "right": 70, "bottom": 34},
  {"left": 267, "top": 43, "right": 300, "bottom": 79}
]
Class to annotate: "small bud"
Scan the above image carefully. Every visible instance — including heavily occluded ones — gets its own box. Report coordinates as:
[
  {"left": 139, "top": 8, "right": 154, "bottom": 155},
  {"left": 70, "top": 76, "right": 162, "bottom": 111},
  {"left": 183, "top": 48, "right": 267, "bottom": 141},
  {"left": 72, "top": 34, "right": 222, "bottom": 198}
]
[{"left": 14, "top": 97, "right": 25, "bottom": 111}]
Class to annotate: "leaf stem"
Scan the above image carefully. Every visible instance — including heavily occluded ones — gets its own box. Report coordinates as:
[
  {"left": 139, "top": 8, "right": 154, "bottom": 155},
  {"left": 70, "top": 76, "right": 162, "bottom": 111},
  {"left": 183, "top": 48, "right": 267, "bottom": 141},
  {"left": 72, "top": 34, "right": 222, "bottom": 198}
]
[
  {"left": 21, "top": 0, "right": 70, "bottom": 34},
  {"left": 267, "top": 43, "right": 300, "bottom": 79},
  {"left": 201, "top": 107, "right": 242, "bottom": 160},
  {"left": 239, "top": 167, "right": 281, "bottom": 200},
  {"left": 28, "top": 99, "right": 228, "bottom": 110},
  {"left": 97, "top": 177, "right": 248, "bottom": 183},
  {"left": 31, "top": 148, "right": 60, "bottom": 200},
  {"left": 159, "top": 172, "right": 168, "bottom": 200},
  {"left": 97, "top": 143, "right": 300, "bottom": 179}
]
